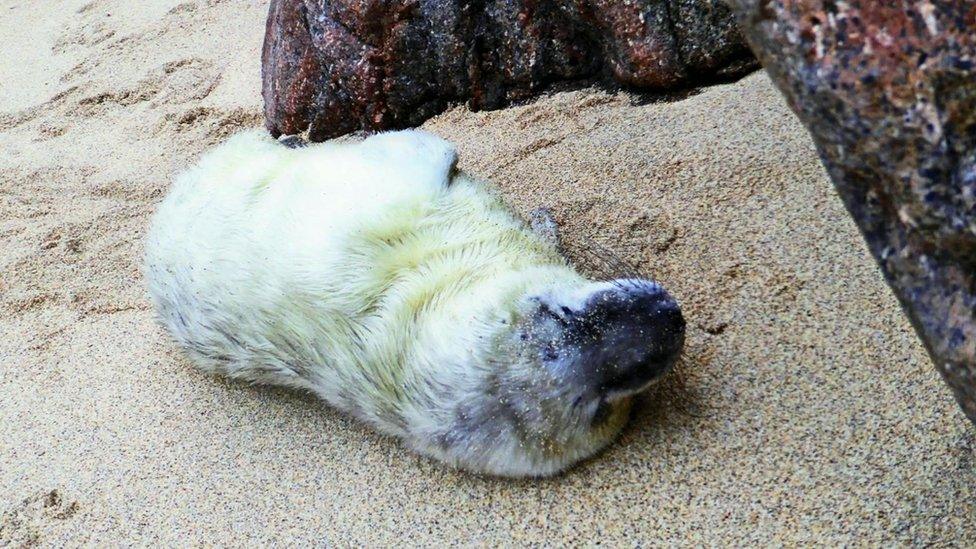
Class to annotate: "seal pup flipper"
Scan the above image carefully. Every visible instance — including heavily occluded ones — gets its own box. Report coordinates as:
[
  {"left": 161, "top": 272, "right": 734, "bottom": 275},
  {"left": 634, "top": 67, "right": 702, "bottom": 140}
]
[
  {"left": 529, "top": 206, "right": 561, "bottom": 251},
  {"left": 358, "top": 130, "right": 458, "bottom": 190}
]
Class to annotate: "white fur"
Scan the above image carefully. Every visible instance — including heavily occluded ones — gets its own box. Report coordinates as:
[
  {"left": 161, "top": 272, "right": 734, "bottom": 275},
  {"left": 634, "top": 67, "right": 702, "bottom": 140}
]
[{"left": 144, "top": 130, "right": 632, "bottom": 476}]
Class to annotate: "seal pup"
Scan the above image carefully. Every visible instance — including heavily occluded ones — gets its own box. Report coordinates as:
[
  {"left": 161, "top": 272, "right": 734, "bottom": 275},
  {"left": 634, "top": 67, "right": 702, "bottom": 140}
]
[{"left": 144, "top": 130, "right": 685, "bottom": 477}]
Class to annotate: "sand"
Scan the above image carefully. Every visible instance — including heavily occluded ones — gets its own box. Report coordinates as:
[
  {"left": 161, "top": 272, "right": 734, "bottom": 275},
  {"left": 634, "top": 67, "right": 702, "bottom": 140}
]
[{"left": 1, "top": 0, "right": 973, "bottom": 545}]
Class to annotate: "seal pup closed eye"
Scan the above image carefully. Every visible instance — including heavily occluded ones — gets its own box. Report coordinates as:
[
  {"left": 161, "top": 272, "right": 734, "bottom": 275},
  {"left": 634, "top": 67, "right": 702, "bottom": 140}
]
[{"left": 144, "top": 130, "right": 685, "bottom": 477}]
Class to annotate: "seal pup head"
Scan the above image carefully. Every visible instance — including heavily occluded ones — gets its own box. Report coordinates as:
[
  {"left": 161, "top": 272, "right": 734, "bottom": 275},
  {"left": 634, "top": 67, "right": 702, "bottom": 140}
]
[{"left": 435, "top": 277, "right": 684, "bottom": 477}]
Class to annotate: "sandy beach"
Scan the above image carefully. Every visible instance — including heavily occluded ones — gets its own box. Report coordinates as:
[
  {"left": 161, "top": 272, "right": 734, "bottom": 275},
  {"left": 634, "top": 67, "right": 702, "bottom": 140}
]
[{"left": 1, "top": 0, "right": 973, "bottom": 544}]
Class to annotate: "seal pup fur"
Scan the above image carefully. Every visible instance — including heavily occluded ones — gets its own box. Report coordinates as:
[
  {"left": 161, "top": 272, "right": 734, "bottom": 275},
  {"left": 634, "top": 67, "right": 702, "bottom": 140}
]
[{"left": 144, "top": 130, "right": 685, "bottom": 477}]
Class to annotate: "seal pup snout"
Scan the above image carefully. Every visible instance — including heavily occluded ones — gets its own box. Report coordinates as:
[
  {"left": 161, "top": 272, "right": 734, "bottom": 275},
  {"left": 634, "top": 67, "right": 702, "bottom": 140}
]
[
  {"left": 531, "top": 279, "right": 685, "bottom": 401},
  {"left": 581, "top": 280, "right": 685, "bottom": 399}
]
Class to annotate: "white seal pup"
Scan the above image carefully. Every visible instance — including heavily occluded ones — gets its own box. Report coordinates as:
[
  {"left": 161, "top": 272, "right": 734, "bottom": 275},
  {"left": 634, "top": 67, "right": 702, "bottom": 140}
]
[{"left": 144, "top": 130, "right": 685, "bottom": 477}]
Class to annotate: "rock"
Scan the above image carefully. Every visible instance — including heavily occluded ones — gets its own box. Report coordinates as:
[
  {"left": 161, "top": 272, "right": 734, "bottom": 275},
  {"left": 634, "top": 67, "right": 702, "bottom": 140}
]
[
  {"left": 729, "top": 0, "right": 976, "bottom": 424},
  {"left": 262, "top": 0, "right": 756, "bottom": 140}
]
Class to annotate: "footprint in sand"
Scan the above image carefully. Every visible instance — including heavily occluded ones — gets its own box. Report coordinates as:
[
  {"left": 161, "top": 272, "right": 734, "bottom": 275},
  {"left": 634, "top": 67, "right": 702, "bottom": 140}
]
[
  {"left": 0, "top": 86, "right": 84, "bottom": 134},
  {"left": 52, "top": 20, "right": 116, "bottom": 54},
  {"left": 47, "top": 57, "right": 222, "bottom": 124},
  {"left": 75, "top": 1, "right": 97, "bottom": 14},
  {"left": 40, "top": 225, "right": 83, "bottom": 255},
  {"left": 167, "top": 2, "right": 198, "bottom": 16},
  {"left": 0, "top": 489, "right": 79, "bottom": 547},
  {"left": 2, "top": 291, "right": 56, "bottom": 314},
  {"left": 164, "top": 106, "right": 263, "bottom": 144},
  {"left": 35, "top": 123, "right": 69, "bottom": 141},
  {"left": 149, "top": 58, "right": 222, "bottom": 106}
]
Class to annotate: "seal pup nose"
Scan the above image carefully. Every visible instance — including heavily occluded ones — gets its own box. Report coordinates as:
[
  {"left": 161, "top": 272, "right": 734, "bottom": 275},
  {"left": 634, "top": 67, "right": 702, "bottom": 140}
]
[
  {"left": 651, "top": 298, "right": 685, "bottom": 359},
  {"left": 570, "top": 280, "right": 685, "bottom": 398}
]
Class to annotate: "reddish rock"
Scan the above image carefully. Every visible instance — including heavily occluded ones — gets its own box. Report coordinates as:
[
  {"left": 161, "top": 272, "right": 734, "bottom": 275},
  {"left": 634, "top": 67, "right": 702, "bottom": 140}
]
[
  {"left": 262, "top": 0, "right": 756, "bottom": 140},
  {"left": 730, "top": 0, "right": 976, "bottom": 423}
]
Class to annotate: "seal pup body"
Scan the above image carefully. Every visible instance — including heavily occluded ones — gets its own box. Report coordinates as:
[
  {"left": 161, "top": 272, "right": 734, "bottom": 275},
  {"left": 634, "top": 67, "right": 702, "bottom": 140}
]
[{"left": 145, "top": 130, "right": 685, "bottom": 476}]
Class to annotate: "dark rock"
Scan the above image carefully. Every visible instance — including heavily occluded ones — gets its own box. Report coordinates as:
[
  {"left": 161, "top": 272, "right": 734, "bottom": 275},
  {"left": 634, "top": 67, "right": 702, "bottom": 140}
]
[
  {"left": 729, "top": 0, "right": 976, "bottom": 424},
  {"left": 262, "top": 0, "right": 756, "bottom": 140}
]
